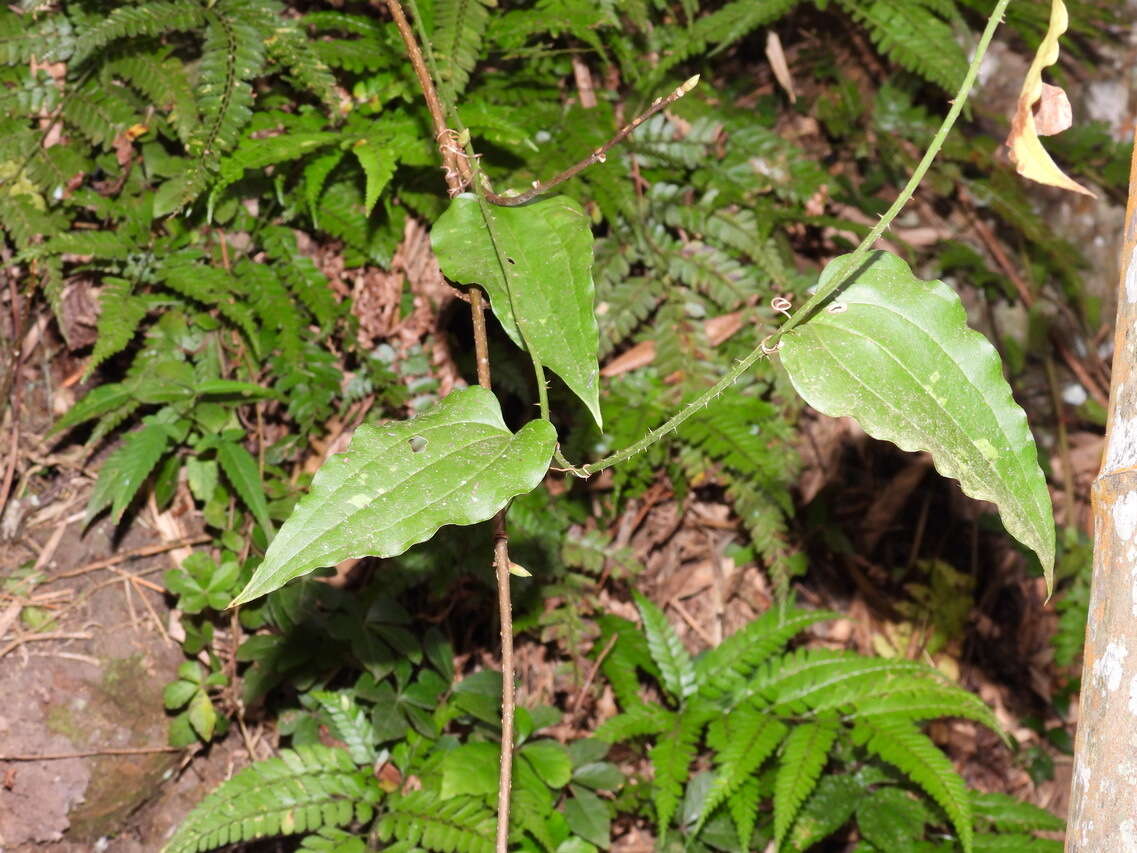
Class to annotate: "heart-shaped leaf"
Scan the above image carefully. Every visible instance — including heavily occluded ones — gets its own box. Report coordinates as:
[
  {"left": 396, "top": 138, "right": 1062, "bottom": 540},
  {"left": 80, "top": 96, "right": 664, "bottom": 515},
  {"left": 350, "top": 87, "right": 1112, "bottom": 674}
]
[
  {"left": 230, "top": 387, "right": 556, "bottom": 606},
  {"left": 431, "top": 194, "right": 602, "bottom": 428},
  {"left": 780, "top": 251, "right": 1054, "bottom": 588}
]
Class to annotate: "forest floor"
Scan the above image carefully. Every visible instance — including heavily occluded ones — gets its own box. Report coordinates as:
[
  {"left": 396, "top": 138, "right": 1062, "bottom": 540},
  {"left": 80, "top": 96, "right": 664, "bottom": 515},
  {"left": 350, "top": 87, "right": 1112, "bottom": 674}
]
[
  {"left": 2, "top": 17, "right": 1136, "bottom": 853},
  {"left": 0, "top": 274, "right": 1090, "bottom": 851}
]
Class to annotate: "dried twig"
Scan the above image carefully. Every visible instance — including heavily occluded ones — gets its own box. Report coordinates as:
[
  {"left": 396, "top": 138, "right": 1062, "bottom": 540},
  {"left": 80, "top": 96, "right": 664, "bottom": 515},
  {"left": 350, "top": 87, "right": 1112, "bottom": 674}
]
[
  {"left": 482, "top": 75, "right": 700, "bottom": 208},
  {"left": 53, "top": 535, "right": 211, "bottom": 579},
  {"left": 0, "top": 745, "right": 183, "bottom": 761}
]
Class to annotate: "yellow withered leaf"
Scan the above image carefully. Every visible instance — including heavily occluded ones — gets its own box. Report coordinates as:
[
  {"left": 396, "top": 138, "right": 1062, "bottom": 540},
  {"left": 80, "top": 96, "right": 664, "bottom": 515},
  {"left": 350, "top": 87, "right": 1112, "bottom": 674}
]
[{"left": 1005, "top": 0, "right": 1096, "bottom": 198}]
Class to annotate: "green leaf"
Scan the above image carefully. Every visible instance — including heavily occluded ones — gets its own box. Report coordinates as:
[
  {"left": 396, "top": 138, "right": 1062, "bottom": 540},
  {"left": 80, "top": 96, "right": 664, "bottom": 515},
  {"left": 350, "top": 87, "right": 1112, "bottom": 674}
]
[
  {"left": 441, "top": 746, "right": 500, "bottom": 800},
  {"left": 565, "top": 786, "right": 611, "bottom": 848},
  {"left": 353, "top": 140, "right": 397, "bottom": 216},
  {"left": 572, "top": 761, "right": 624, "bottom": 791},
  {"left": 432, "top": 194, "right": 602, "bottom": 428},
  {"left": 52, "top": 382, "right": 134, "bottom": 434},
  {"left": 163, "top": 679, "right": 197, "bottom": 710},
  {"left": 633, "top": 591, "right": 697, "bottom": 700},
  {"left": 216, "top": 440, "right": 275, "bottom": 537},
  {"left": 855, "top": 786, "right": 932, "bottom": 849},
  {"left": 231, "top": 387, "right": 556, "bottom": 605},
  {"left": 779, "top": 251, "right": 1054, "bottom": 588},
  {"left": 187, "top": 690, "right": 217, "bottom": 741},
  {"left": 86, "top": 422, "right": 170, "bottom": 525},
  {"left": 520, "top": 740, "right": 574, "bottom": 789}
]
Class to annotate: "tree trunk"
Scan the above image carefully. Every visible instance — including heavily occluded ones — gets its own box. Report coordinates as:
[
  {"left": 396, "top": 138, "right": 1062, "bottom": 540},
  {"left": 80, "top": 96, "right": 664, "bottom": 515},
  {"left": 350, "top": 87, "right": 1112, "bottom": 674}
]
[{"left": 1067, "top": 126, "right": 1137, "bottom": 850}]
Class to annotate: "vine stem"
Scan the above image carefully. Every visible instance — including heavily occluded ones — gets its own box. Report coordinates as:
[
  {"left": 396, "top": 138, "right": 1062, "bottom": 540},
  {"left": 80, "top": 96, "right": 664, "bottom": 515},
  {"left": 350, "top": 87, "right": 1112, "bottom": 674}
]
[
  {"left": 386, "top": 0, "right": 490, "bottom": 387},
  {"left": 388, "top": 4, "right": 513, "bottom": 850},
  {"left": 776, "top": 0, "right": 1012, "bottom": 336},
  {"left": 568, "top": 0, "right": 1013, "bottom": 478}
]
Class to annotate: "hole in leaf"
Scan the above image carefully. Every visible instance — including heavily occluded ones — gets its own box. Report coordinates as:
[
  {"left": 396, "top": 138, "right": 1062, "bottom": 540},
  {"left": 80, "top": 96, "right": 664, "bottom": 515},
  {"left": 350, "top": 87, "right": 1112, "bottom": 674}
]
[{"left": 408, "top": 435, "right": 428, "bottom": 453}]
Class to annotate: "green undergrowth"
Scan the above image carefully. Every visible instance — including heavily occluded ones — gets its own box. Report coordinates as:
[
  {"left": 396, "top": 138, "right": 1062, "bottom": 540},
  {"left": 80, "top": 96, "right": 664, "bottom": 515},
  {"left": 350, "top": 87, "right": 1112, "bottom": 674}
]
[{"left": 0, "top": 0, "right": 1117, "bottom": 848}]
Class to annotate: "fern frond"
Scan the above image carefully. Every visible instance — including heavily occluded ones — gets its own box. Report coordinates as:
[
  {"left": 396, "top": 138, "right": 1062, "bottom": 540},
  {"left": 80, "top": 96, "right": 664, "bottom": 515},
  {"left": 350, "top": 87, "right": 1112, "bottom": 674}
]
[
  {"left": 633, "top": 591, "right": 697, "bottom": 700},
  {"left": 193, "top": 1, "right": 265, "bottom": 159},
  {"left": 727, "top": 772, "right": 761, "bottom": 850},
  {"left": 598, "top": 276, "right": 660, "bottom": 358},
  {"left": 846, "top": 684, "right": 1003, "bottom": 737},
  {"left": 785, "top": 774, "right": 864, "bottom": 853},
  {"left": 85, "top": 420, "right": 170, "bottom": 525},
  {"left": 652, "top": 0, "right": 802, "bottom": 78},
  {"left": 837, "top": 0, "right": 968, "bottom": 92},
  {"left": 210, "top": 131, "right": 339, "bottom": 210},
  {"left": 697, "top": 710, "right": 787, "bottom": 835},
  {"left": 649, "top": 704, "right": 712, "bottom": 831},
  {"left": 88, "top": 278, "right": 148, "bottom": 375},
  {"left": 265, "top": 24, "right": 341, "bottom": 114},
  {"left": 238, "top": 259, "right": 303, "bottom": 361},
  {"left": 723, "top": 475, "right": 796, "bottom": 582},
  {"left": 0, "top": 195, "right": 64, "bottom": 250},
  {"left": 310, "top": 690, "right": 377, "bottom": 765},
  {"left": 970, "top": 791, "right": 1064, "bottom": 834},
  {"left": 105, "top": 52, "right": 201, "bottom": 144},
  {"left": 751, "top": 648, "right": 950, "bottom": 715},
  {"left": 631, "top": 115, "right": 719, "bottom": 169},
  {"left": 36, "top": 228, "right": 132, "bottom": 260},
  {"left": 87, "top": 400, "right": 143, "bottom": 451},
  {"left": 61, "top": 83, "right": 138, "bottom": 148},
  {"left": 303, "top": 149, "right": 347, "bottom": 223},
  {"left": 433, "top": 0, "right": 495, "bottom": 97},
  {"left": 773, "top": 718, "right": 840, "bottom": 847},
  {"left": 52, "top": 382, "right": 136, "bottom": 435},
  {"left": 695, "top": 607, "right": 836, "bottom": 702},
  {"left": 596, "top": 614, "right": 662, "bottom": 709},
  {"left": 259, "top": 225, "right": 340, "bottom": 329},
  {"left": 851, "top": 717, "right": 972, "bottom": 852},
  {"left": 376, "top": 791, "right": 495, "bottom": 853},
  {"left": 70, "top": 1, "right": 205, "bottom": 65},
  {"left": 302, "top": 11, "right": 387, "bottom": 38},
  {"left": 159, "top": 254, "right": 259, "bottom": 343},
  {"left": 593, "top": 702, "right": 673, "bottom": 743},
  {"left": 162, "top": 744, "right": 380, "bottom": 853},
  {"left": 679, "top": 396, "right": 794, "bottom": 481}
]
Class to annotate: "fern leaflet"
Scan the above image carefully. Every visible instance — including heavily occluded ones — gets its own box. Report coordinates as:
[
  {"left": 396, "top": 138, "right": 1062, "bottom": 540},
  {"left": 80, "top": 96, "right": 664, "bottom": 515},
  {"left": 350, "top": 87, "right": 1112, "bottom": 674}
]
[
  {"left": 432, "top": 0, "right": 494, "bottom": 98},
  {"left": 162, "top": 744, "right": 379, "bottom": 853},
  {"left": 696, "top": 710, "right": 787, "bottom": 835},
  {"left": 89, "top": 277, "right": 148, "bottom": 375},
  {"left": 70, "top": 1, "right": 205, "bottom": 65},
  {"left": 593, "top": 702, "right": 673, "bottom": 743},
  {"left": 634, "top": 591, "right": 697, "bottom": 700},
  {"left": 773, "top": 717, "right": 840, "bottom": 847},
  {"left": 85, "top": 420, "right": 169, "bottom": 525},
  {"left": 648, "top": 705, "right": 710, "bottom": 832},
  {"left": 376, "top": 791, "right": 495, "bottom": 853},
  {"left": 694, "top": 607, "right": 837, "bottom": 702},
  {"left": 851, "top": 717, "right": 973, "bottom": 852}
]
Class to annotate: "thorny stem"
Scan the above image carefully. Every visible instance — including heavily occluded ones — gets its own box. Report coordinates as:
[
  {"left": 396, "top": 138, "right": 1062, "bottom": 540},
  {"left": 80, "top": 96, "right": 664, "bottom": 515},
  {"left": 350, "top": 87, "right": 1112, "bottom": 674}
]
[
  {"left": 566, "top": 0, "right": 1013, "bottom": 478},
  {"left": 579, "top": 343, "right": 770, "bottom": 476},
  {"left": 774, "top": 0, "right": 1013, "bottom": 337}
]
